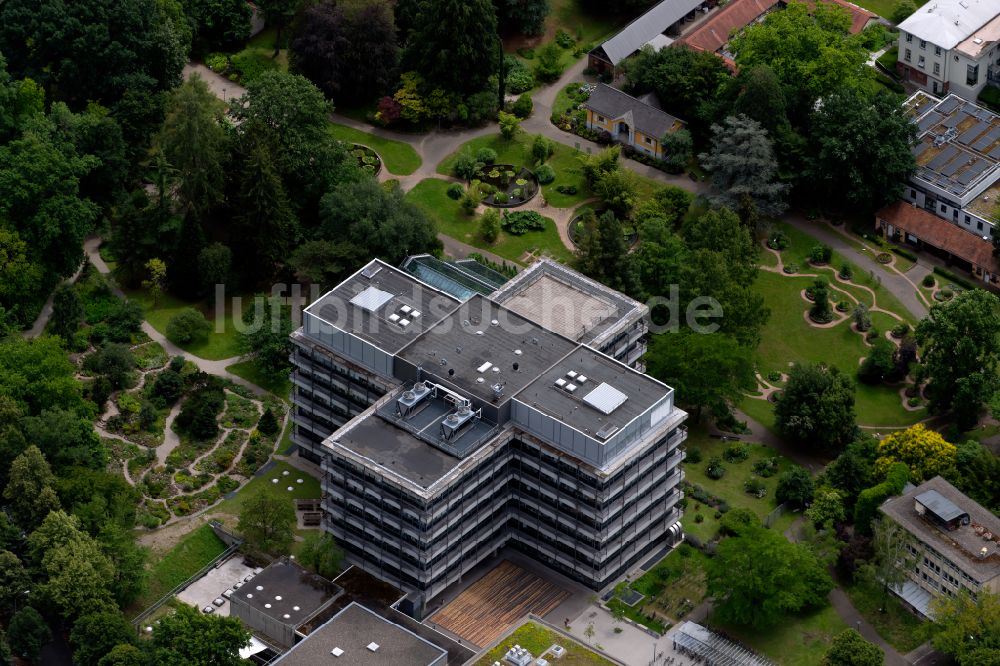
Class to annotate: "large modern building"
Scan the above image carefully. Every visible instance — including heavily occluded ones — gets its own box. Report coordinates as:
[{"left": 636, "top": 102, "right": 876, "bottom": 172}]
[
  {"left": 290, "top": 259, "right": 685, "bottom": 617},
  {"left": 902, "top": 91, "right": 1000, "bottom": 238},
  {"left": 880, "top": 476, "right": 1000, "bottom": 618},
  {"left": 896, "top": 0, "right": 1000, "bottom": 99}
]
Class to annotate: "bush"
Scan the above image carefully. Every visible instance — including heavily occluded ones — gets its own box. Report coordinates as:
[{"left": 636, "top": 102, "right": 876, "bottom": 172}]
[
  {"left": 453, "top": 150, "right": 480, "bottom": 180},
  {"left": 175, "top": 382, "right": 225, "bottom": 441},
  {"left": 534, "top": 42, "right": 564, "bottom": 82},
  {"left": 694, "top": 513, "right": 704, "bottom": 523},
  {"left": 517, "top": 47, "right": 535, "bottom": 59},
  {"left": 83, "top": 342, "right": 136, "bottom": 389},
  {"left": 531, "top": 134, "right": 554, "bottom": 164},
  {"left": 446, "top": 182, "right": 464, "bottom": 200},
  {"left": 511, "top": 94, "right": 533, "bottom": 118},
  {"left": 891, "top": 246, "right": 917, "bottom": 262},
  {"left": 723, "top": 443, "right": 750, "bottom": 463},
  {"left": 555, "top": 184, "right": 577, "bottom": 195},
  {"left": 501, "top": 210, "right": 546, "bottom": 235},
  {"left": 719, "top": 508, "right": 761, "bottom": 536},
  {"left": 932, "top": 266, "right": 974, "bottom": 290},
  {"left": 839, "top": 263, "right": 853, "bottom": 280},
  {"left": 768, "top": 230, "right": 789, "bottom": 250},
  {"left": 744, "top": 477, "right": 767, "bottom": 498},
  {"left": 810, "top": 244, "right": 832, "bottom": 264},
  {"left": 105, "top": 299, "right": 144, "bottom": 342},
  {"left": 460, "top": 185, "right": 482, "bottom": 214},
  {"left": 891, "top": 322, "right": 910, "bottom": 338},
  {"left": 480, "top": 209, "right": 501, "bottom": 243},
  {"left": 475, "top": 147, "right": 498, "bottom": 165},
  {"left": 166, "top": 308, "right": 211, "bottom": 345},
  {"left": 854, "top": 462, "right": 909, "bottom": 534},
  {"left": 494, "top": 191, "right": 509, "bottom": 204},
  {"left": 230, "top": 50, "right": 279, "bottom": 86},
  {"left": 258, "top": 407, "right": 280, "bottom": 436},
  {"left": 922, "top": 274, "right": 935, "bottom": 288},
  {"left": 152, "top": 369, "right": 184, "bottom": 406},
  {"left": 505, "top": 56, "right": 535, "bottom": 93},
  {"left": 535, "top": 164, "right": 555, "bottom": 184},
  {"left": 752, "top": 457, "right": 780, "bottom": 477},
  {"left": 705, "top": 457, "right": 726, "bottom": 480},
  {"left": 555, "top": 29, "right": 575, "bottom": 48},
  {"left": 685, "top": 447, "right": 702, "bottom": 464},
  {"left": 205, "top": 53, "right": 229, "bottom": 73}
]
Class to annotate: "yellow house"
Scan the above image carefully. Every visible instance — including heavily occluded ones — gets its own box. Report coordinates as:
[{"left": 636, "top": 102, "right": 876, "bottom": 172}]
[{"left": 582, "top": 83, "right": 685, "bottom": 160}]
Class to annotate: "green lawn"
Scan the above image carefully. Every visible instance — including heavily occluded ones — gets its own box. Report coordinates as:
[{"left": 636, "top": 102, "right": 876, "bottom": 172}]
[
  {"left": 327, "top": 123, "right": 422, "bottom": 176},
  {"left": 549, "top": 0, "right": 622, "bottom": 46},
  {"left": 553, "top": 81, "right": 587, "bottom": 118},
  {"left": 751, "top": 270, "right": 925, "bottom": 427},
  {"left": 226, "top": 359, "right": 291, "bottom": 398},
  {"left": 405, "top": 178, "right": 574, "bottom": 264},
  {"left": 437, "top": 133, "right": 592, "bottom": 209},
  {"left": 214, "top": 460, "right": 321, "bottom": 517},
  {"left": 474, "top": 621, "right": 615, "bottom": 666},
  {"left": 127, "top": 289, "right": 243, "bottom": 361},
  {"left": 132, "top": 525, "right": 227, "bottom": 614},
  {"left": 681, "top": 427, "right": 800, "bottom": 543},
  {"left": 877, "top": 46, "right": 899, "bottom": 71},
  {"left": 710, "top": 605, "right": 849, "bottom": 666},
  {"left": 845, "top": 581, "right": 928, "bottom": 652}
]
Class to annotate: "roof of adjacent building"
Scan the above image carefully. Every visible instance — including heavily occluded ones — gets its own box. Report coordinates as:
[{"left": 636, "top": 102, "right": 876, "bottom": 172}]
[
  {"left": 582, "top": 84, "right": 684, "bottom": 140},
  {"left": 233, "top": 559, "right": 339, "bottom": 627},
  {"left": 491, "top": 258, "right": 647, "bottom": 347},
  {"left": 595, "top": 0, "right": 705, "bottom": 65},
  {"left": 898, "top": 0, "right": 1000, "bottom": 50},
  {"left": 305, "top": 259, "right": 462, "bottom": 355},
  {"left": 904, "top": 92, "right": 1000, "bottom": 202},
  {"left": 400, "top": 255, "right": 509, "bottom": 301},
  {"left": 679, "top": 0, "right": 779, "bottom": 55},
  {"left": 876, "top": 201, "right": 999, "bottom": 270},
  {"left": 272, "top": 602, "right": 447, "bottom": 666},
  {"left": 880, "top": 476, "right": 1000, "bottom": 583}
]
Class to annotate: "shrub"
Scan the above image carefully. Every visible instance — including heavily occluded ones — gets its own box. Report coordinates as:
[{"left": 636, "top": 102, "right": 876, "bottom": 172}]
[
  {"left": 854, "top": 462, "right": 909, "bottom": 534},
  {"left": 505, "top": 59, "right": 535, "bottom": 93},
  {"left": 766, "top": 370, "right": 782, "bottom": 382},
  {"left": 752, "top": 457, "right": 780, "bottom": 477},
  {"left": 694, "top": 513, "right": 704, "bottom": 523},
  {"left": 494, "top": 191, "right": 509, "bottom": 204},
  {"left": 105, "top": 299, "right": 144, "bottom": 342},
  {"left": 810, "top": 244, "right": 832, "bottom": 264},
  {"left": 922, "top": 273, "right": 935, "bottom": 287},
  {"left": 891, "top": 322, "right": 910, "bottom": 338},
  {"left": 501, "top": 210, "right": 546, "bottom": 234},
  {"left": 839, "top": 263, "right": 853, "bottom": 280},
  {"left": 534, "top": 42, "right": 564, "bottom": 82},
  {"left": 517, "top": 47, "right": 535, "bottom": 59},
  {"left": 744, "top": 477, "right": 767, "bottom": 498},
  {"left": 480, "top": 209, "right": 501, "bottom": 243},
  {"left": 511, "top": 187, "right": 523, "bottom": 199},
  {"left": 152, "top": 369, "right": 184, "bottom": 406},
  {"left": 83, "top": 342, "right": 136, "bottom": 389},
  {"left": 705, "top": 457, "right": 726, "bottom": 480},
  {"left": 891, "top": 246, "right": 917, "bottom": 262},
  {"left": 685, "top": 447, "right": 702, "bottom": 464},
  {"left": 511, "top": 94, "right": 533, "bottom": 118},
  {"left": 768, "top": 230, "right": 789, "bottom": 250},
  {"left": 723, "top": 443, "right": 750, "bottom": 463},
  {"left": 446, "top": 182, "right": 464, "bottom": 200},
  {"left": 205, "top": 53, "right": 229, "bottom": 72},
  {"left": 453, "top": 150, "right": 480, "bottom": 180},
  {"left": 166, "top": 308, "right": 211, "bottom": 345},
  {"left": 460, "top": 184, "right": 482, "bottom": 214},
  {"left": 555, "top": 184, "right": 577, "bottom": 195},
  {"left": 531, "top": 134, "right": 554, "bottom": 164},
  {"left": 555, "top": 29, "right": 575, "bottom": 48},
  {"left": 475, "top": 147, "right": 498, "bottom": 165},
  {"left": 719, "top": 508, "right": 761, "bottom": 536},
  {"left": 258, "top": 407, "right": 280, "bottom": 436},
  {"left": 175, "top": 382, "right": 225, "bottom": 441},
  {"left": 230, "top": 50, "right": 279, "bottom": 85},
  {"left": 169, "top": 355, "right": 186, "bottom": 373},
  {"left": 853, "top": 302, "right": 872, "bottom": 332},
  {"left": 535, "top": 164, "right": 555, "bottom": 184}
]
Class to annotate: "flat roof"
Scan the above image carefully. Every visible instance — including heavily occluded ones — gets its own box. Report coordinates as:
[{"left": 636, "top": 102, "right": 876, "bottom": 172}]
[
  {"left": 273, "top": 602, "right": 446, "bottom": 666},
  {"left": 305, "top": 259, "right": 462, "bottom": 355},
  {"left": 398, "top": 294, "right": 579, "bottom": 405},
  {"left": 898, "top": 0, "right": 1000, "bottom": 50},
  {"left": 514, "top": 346, "right": 670, "bottom": 439},
  {"left": 905, "top": 92, "right": 1000, "bottom": 202},
  {"left": 491, "top": 258, "right": 646, "bottom": 347},
  {"left": 235, "top": 559, "right": 338, "bottom": 626},
  {"left": 881, "top": 476, "right": 1000, "bottom": 583}
]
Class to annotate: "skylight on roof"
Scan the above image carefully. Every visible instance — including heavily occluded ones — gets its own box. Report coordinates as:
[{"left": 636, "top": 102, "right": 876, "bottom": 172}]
[
  {"left": 583, "top": 382, "right": 629, "bottom": 414},
  {"left": 350, "top": 286, "right": 394, "bottom": 312}
]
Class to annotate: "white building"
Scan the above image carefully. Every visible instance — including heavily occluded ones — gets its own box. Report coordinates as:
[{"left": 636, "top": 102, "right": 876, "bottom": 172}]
[{"left": 896, "top": 0, "right": 1000, "bottom": 99}]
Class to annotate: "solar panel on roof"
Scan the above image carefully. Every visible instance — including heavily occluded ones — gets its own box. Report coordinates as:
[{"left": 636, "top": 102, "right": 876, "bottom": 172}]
[
  {"left": 349, "top": 286, "right": 394, "bottom": 312},
  {"left": 582, "top": 382, "right": 629, "bottom": 415},
  {"left": 943, "top": 112, "right": 969, "bottom": 128},
  {"left": 913, "top": 142, "right": 931, "bottom": 158},
  {"left": 989, "top": 144, "right": 1000, "bottom": 160},
  {"left": 972, "top": 126, "right": 1000, "bottom": 151},
  {"left": 941, "top": 157, "right": 965, "bottom": 177},
  {"left": 938, "top": 97, "right": 962, "bottom": 114},
  {"left": 918, "top": 113, "right": 942, "bottom": 132},
  {"left": 959, "top": 121, "right": 991, "bottom": 145},
  {"left": 958, "top": 159, "right": 990, "bottom": 185},
  {"left": 928, "top": 145, "right": 960, "bottom": 170}
]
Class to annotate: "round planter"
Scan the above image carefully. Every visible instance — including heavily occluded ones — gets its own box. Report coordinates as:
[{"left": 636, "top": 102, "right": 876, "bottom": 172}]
[
  {"left": 479, "top": 164, "right": 539, "bottom": 208},
  {"left": 350, "top": 144, "right": 382, "bottom": 176}
]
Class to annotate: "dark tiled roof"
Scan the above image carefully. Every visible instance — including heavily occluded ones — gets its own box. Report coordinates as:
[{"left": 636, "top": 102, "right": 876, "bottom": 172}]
[{"left": 582, "top": 84, "right": 684, "bottom": 139}]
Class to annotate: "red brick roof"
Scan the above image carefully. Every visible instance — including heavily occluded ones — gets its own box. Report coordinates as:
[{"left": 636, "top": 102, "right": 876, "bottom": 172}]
[
  {"left": 876, "top": 202, "right": 998, "bottom": 270},
  {"left": 679, "top": 0, "right": 779, "bottom": 54}
]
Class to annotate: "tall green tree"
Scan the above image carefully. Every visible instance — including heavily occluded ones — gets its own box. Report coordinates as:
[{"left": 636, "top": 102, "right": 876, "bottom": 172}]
[
  {"left": 403, "top": 0, "right": 500, "bottom": 95},
  {"left": 7, "top": 607, "right": 50, "bottom": 662},
  {"left": 574, "top": 210, "right": 640, "bottom": 296},
  {"left": 807, "top": 87, "right": 917, "bottom": 212},
  {"left": 3, "top": 446, "right": 60, "bottom": 531},
  {"left": 182, "top": 0, "right": 252, "bottom": 54},
  {"left": 237, "top": 490, "right": 295, "bottom": 554},
  {"left": 257, "top": 0, "right": 298, "bottom": 56},
  {"left": 157, "top": 75, "right": 229, "bottom": 218},
  {"left": 863, "top": 518, "right": 920, "bottom": 612},
  {"left": 699, "top": 115, "right": 788, "bottom": 217},
  {"left": 0, "top": 0, "right": 187, "bottom": 107},
  {"left": 707, "top": 525, "right": 833, "bottom": 628},
  {"left": 930, "top": 590, "right": 1000, "bottom": 666},
  {"left": 0, "top": 550, "right": 30, "bottom": 620},
  {"left": 49, "top": 283, "right": 83, "bottom": 342},
  {"left": 97, "top": 644, "right": 145, "bottom": 666},
  {"left": 822, "top": 629, "right": 884, "bottom": 666},
  {"left": 732, "top": 65, "right": 788, "bottom": 132},
  {"left": 774, "top": 363, "right": 856, "bottom": 452},
  {"left": 0, "top": 336, "right": 86, "bottom": 417},
  {"left": 70, "top": 610, "right": 137, "bottom": 666},
  {"left": 494, "top": 0, "right": 550, "bottom": 35},
  {"left": 916, "top": 289, "right": 1000, "bottom": 430},
  {"left": 0, "top": 228, "right": 43, "bottom": 330},
  {"left": 297, "top": 532, "right": 345, "bottom": 579},
  {"left": 147, "top": 604, "right": 250, "bottom": 666},
  {"left": 96, "top": 523, "right": 148, "bottom": 607},
  {"left": 644, "top": 330, "right": 755, "bottom": 422}
]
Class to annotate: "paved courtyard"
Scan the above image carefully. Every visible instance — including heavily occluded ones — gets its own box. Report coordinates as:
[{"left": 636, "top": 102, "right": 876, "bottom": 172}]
[{"left": 176, "top": 555, "right": 257, "bottom": 617}]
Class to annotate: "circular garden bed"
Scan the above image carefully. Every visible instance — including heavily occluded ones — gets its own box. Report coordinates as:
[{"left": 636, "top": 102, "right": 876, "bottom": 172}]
[
  {"left": 479, "top": 164, "right": 539, "bottom": 207},
  {"left": 350, "top": 144, "right": 382, "bottom": 177},
  {"left": 568, "top": 208, "right": 639, "bottom": 249}
]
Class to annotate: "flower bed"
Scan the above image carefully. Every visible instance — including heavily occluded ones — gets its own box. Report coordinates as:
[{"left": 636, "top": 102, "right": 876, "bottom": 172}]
[
  {"left": 479, "top": 164, "right": 539, "bottom": 207},
  {"left": 350, "top": 144, "right": 382, "bottom": 177}
]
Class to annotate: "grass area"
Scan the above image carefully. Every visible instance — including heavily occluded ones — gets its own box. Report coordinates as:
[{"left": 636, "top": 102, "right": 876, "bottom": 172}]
[
  {"left": 710, "top": 605, "right": 849, "bottom": 666},
  {"left": 845, "top": 581, "right": 928, "bottom": 652},
  {"left": 437, "top": 133, "right": 592, "bottom": 209},
  {"left": 628, "top": 544, "right": 709, "bottom": 628},
  {"left": 133, "top": 525, "right": 227, "bottom": 613},
  {"left": 751, "top": 270, "right": 925, "bottom": 427},
  {"left": 474, "top": 621, "right": 616, "bottom": 666},
  {"left": 327, "top": 123, "right": 421, "bottom": 176},
  {"left": 214, "top": 460, "right": 320, "bottom": 518},
  {"left": 127, "top": 289, "right": 243, "bottom": 361},
  {"left": 226, "top": 359, "right": 291, "bottom": 398},
  {"left": 553, "top": 81, "right": 587, "bottom": 118},
  {"left": 877, "top": 46, "right": 899, "bottom": 71},
  {"left": 405, "top": 178, "right": 573, "bottom": 264},
  {"left": 607, "top": 598, "right": 667, "bottom": 633},
  {"left": 548, "top": 0, "right": 622, "bottom": 46},
  {"left": 681, "top": 427, "right": 800, "bottom": 543}
]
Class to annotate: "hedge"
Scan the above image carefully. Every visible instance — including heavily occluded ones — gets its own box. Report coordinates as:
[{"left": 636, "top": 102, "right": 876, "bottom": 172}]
[
  {"left": 890, "top": 246, "right": 917, "bottom": 262},
  {"left": 932, "top": 266, "right": 975, "bottom": 291},
  {"left": 854, "top": 462, "right": 909, "bottom": 534}
]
